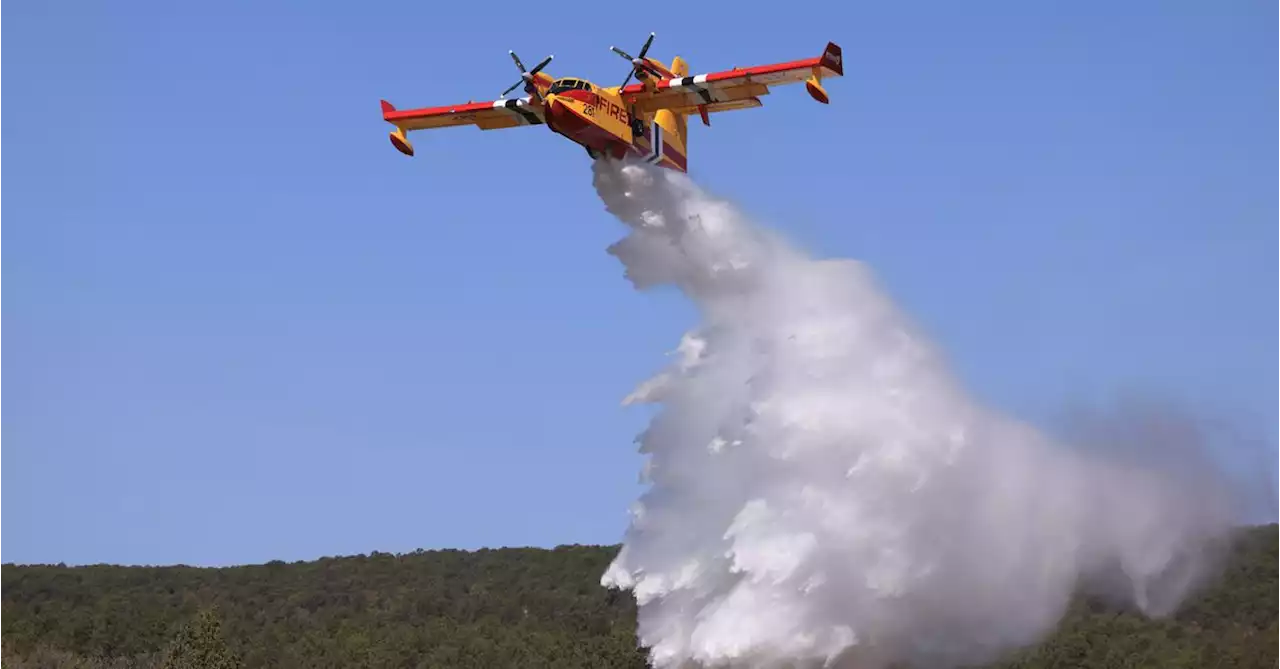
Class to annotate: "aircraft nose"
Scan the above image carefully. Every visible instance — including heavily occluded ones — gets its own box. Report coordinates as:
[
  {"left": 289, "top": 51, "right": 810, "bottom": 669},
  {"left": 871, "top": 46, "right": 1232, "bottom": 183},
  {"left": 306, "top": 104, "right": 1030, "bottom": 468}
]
[
  {"left": 542, "top": 94, "right": 592, "bottom": 137},
  {"left": 544, "top": 95, "right": 568, "bottom": 127}
]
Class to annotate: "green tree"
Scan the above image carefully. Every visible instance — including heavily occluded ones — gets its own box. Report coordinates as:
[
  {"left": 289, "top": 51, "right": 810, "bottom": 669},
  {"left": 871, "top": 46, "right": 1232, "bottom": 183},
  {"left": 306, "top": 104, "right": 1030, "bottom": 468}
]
[
  {"left": 159, "top": 609, "right": 242, "bottom": 669},
  {"left": 1, "top": 525, "right": 1274, "bottom": 668}
]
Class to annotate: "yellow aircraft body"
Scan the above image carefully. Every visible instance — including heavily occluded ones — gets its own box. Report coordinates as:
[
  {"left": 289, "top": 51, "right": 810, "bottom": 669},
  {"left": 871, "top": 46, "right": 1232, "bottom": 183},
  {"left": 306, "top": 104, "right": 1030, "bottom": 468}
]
[{"left": 380, "top": 34, "right": 843, "bottom": 173}]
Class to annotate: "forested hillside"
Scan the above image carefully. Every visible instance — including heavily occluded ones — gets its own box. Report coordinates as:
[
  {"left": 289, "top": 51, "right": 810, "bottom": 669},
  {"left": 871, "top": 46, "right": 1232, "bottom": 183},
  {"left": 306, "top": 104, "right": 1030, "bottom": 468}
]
[{"left": 3, "top": 524, "right": 1275, "bottom": 668}]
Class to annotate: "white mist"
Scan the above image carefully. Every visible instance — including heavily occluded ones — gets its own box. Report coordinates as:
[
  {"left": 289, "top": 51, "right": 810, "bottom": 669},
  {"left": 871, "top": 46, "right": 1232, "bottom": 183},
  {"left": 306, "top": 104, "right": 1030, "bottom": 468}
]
[{"left": 593, "top": 161, "right": 1238, "bottom": 669}]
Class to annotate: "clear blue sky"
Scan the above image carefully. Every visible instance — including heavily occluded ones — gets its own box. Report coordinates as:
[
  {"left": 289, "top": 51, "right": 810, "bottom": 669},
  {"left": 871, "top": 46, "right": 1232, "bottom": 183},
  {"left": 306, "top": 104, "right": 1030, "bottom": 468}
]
[{"left": 4, "top": 0, "right": 1275, "bottom": 566}]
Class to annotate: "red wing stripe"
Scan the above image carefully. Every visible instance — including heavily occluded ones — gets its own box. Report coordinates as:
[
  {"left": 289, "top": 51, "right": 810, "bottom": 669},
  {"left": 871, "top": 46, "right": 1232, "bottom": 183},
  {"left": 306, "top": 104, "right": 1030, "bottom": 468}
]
[
  {"left": 384, "top": 100, "right": 497, "bottom": 122},
  {"left": 656, "top": 57, "right": 822, "bottom": 90},
  {"left": 385, "top": 72, "right": 554, "bottom": 123},
  {"left": 619, "top": 51, "right": 839, "bottom": 98},
  {"left": 701, "top": 57, "right": 823, "bottom": 84}
]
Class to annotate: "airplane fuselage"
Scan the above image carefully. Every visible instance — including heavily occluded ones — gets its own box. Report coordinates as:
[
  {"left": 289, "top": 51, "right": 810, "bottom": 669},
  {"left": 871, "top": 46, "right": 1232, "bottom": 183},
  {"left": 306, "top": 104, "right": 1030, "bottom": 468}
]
[{"left": 541, "top": 76, "right": 687, "bottom": 171}]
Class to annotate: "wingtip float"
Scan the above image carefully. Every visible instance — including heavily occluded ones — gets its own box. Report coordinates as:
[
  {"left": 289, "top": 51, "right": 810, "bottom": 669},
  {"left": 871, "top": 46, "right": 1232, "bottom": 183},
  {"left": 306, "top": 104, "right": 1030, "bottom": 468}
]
[{"left": 379, "top": 36, "right": 843, "bottom": 173}]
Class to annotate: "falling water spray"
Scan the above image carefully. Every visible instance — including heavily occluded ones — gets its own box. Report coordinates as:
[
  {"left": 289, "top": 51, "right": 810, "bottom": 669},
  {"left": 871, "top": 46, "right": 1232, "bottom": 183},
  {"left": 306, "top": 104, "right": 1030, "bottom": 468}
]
[{"left": 592, "top": 160, "right": 1239, "bottom": 669}]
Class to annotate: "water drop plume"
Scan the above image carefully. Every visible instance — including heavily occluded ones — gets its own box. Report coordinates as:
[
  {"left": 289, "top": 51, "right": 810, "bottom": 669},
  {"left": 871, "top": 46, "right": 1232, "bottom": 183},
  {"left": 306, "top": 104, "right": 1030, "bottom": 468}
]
[{"left": 592, "top": 160, "right": 1243, "bottom": 669}]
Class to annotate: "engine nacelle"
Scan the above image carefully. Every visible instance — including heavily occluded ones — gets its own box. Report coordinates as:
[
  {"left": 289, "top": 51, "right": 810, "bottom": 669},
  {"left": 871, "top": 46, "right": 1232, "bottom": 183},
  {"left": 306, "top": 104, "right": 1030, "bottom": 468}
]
[
  {"left": 389, "top": 127, "right": 414, "bottom": 157},
  {"left": 805, "top": 75, "right": 830, "bottom": 104}
]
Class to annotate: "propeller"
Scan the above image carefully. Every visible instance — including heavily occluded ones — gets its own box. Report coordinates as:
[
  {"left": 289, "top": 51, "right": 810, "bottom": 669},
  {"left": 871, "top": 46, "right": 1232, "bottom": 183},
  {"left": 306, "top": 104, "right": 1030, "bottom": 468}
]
[
  {"left": 611, "top": 32, "right": 662, "bottom": 88},
  {"left": 501, "top": 51, "right": 553, "bottom": 101}
]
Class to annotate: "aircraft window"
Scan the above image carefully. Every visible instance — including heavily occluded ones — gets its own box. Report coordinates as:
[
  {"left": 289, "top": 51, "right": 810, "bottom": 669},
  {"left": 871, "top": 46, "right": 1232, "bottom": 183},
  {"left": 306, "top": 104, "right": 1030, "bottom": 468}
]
[{"left": 550, "top": 79, "right": 579, "bottom": 95}]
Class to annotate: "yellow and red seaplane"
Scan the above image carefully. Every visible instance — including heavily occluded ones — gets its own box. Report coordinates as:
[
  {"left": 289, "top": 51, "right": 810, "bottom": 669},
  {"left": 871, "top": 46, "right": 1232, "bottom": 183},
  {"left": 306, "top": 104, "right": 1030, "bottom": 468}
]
[{"left": 379, "top": 34, "right": 843, "bottom": 172}]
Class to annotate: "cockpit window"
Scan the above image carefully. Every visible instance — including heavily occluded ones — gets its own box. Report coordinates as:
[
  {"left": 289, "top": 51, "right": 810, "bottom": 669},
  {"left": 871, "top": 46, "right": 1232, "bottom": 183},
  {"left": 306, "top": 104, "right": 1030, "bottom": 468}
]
[{"left": 550, "top": 78, "right": 589, "bottom": 95}]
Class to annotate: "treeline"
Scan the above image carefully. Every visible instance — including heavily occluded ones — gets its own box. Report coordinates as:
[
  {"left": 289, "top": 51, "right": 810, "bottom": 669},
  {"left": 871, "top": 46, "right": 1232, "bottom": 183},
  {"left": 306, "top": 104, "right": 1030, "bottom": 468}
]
[{"left": 2, "top": 525, "right": 1275, "bottom": 668}]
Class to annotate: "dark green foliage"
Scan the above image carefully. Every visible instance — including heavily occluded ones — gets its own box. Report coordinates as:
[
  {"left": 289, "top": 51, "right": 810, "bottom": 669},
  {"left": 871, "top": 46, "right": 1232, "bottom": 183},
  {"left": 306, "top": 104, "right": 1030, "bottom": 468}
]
[
  {"left": 1, "top": 526, "right": 1274, "bottom": 669},
  {"left": 158, "top": 608, "right": 242, "bottom": 669},
  {"left": 2, "top": 544, "right": 645, "bottom": 669}
]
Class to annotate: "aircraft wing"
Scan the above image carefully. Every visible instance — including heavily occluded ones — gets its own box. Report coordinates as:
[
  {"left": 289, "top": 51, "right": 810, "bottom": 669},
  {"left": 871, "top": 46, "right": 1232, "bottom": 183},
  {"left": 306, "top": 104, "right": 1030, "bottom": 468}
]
[
  {"left": 381, "top": 97, "right": 546, "bottom": 132},
  {"left": 380, "top": 96, "right": 547, "bottom": 156},
  {"left": 619, "top": 42, "right": 843, "bottom": 116}
]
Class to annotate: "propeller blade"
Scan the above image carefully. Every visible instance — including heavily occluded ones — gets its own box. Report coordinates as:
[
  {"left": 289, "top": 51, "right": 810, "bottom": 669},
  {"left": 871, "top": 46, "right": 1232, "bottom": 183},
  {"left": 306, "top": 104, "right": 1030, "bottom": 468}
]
[
  {"left": 502, "top": 51, "right": 552, "bottom": 99},
  {"left": 637, "top": 32, "right": 655, "bottom": 59},
  {"left": 615, "top": 34, "right": 657, "bottom": 88},
  {"left": 528, "top": 55, "right": 553, "bottom": 76},
  {"left": 509, "top": 50, "right": 527, "bottom": 73}
]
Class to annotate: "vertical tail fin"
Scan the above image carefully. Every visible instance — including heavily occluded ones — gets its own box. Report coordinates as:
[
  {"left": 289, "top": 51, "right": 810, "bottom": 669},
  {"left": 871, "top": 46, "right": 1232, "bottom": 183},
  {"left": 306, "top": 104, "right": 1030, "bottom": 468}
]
[
  {"left": 668, "top": 55, "right": 689, "bottom": 79},
  {"left": 653, "top": 55, "right": 690, "bottom": 169}
]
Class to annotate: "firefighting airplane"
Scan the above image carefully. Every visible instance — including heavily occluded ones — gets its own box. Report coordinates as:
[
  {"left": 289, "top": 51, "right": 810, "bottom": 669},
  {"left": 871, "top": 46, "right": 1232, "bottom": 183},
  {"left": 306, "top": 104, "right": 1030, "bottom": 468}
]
[{"left": 379, "top": 34, "right": 843, "bottom": 172}]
